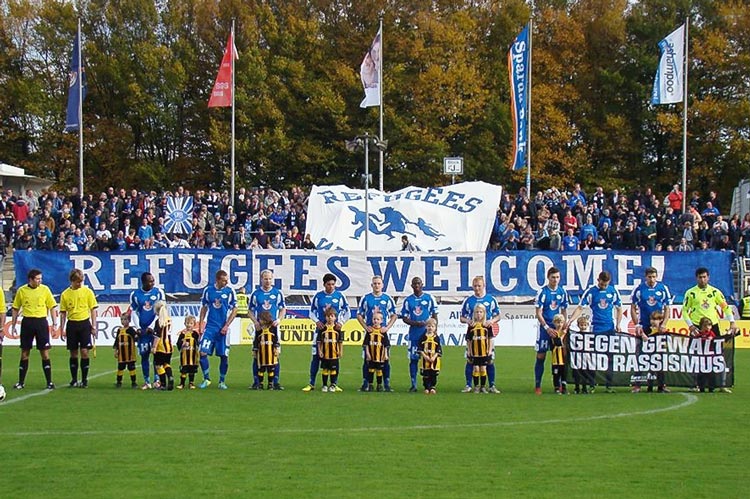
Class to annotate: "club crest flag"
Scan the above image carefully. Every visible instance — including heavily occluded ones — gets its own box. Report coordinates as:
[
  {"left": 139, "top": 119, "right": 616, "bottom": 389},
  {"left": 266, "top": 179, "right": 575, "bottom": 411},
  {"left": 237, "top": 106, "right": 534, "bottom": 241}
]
[
  {"left": 164, "top": 196, "right": 194, "bottom": 234},
  {"left": 306, "top": 182, "right": 502, "bottom": 251},
  {"left": 651, "top": 24, "right": 685, "bottom": 105},
  {"left": 65, "top": 32, "right": 87, "bottom": 132},
  {"left": 508, "top": 25, "right": 530, "bottom": 171},
  {"left": 208, "top": 31, "right": 239, "bottom": 108},
  {"left": 359, "top": 28, "right": 382, "bottom": 108}
]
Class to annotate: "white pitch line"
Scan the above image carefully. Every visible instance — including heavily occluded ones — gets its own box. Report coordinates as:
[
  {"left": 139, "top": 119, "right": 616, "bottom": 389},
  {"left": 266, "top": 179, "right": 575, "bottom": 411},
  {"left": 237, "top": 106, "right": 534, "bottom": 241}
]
[
  {"left": 0, "top": 370, "right": 115, "bottom": 407},
  {"left": 0, "top": 393, "right": 698, "bottom": 437}
]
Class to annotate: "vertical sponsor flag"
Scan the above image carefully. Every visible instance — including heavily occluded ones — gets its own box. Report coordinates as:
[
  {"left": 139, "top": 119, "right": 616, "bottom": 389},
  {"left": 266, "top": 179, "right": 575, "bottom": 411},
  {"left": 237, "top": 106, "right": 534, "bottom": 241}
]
[
  {"left": 508, "top": 25, "right": 530, "bottom": 171},
  {"left": 208, "top": 31, "right": 239, "bottom": 108},
  {"left": 360, "top": 28, "right": 382, "bottom": 108},
  {"left": 164, "top": 196, "right": 194, "bottom": 234},
  {"left": 651, "top": 24, "right": 685, "bottom": 105},
  {"left": 65, "top": 32, "right": 87, "bottom": 132}
]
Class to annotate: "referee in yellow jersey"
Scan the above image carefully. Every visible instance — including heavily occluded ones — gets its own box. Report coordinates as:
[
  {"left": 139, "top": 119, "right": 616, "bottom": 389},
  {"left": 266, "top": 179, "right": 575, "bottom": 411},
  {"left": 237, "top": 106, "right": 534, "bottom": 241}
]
[
  {"left": 0, "top": 283, "right": 6, "bottom": 389},
  {"left": 59, "top": 269, "right": 98, "bottom": 388},
  {"left": 11, "top": 268, "right": 58, "bottom": 390},
  {"left": 682, "top": 267, "right": 737, "bottom": 393}
]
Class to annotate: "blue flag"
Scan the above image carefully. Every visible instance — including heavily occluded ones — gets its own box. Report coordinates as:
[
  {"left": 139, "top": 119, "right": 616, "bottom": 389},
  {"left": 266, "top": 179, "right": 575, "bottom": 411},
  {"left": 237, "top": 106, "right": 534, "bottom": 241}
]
[
  {"left": 508, "top": 25, "right": 530, "bottom": 171},
  {"left": 164, "top": 195, "right": 194, "bottom": 234},
  {"left": 65, "top": 32, "right": 87, "bottom": 132}
]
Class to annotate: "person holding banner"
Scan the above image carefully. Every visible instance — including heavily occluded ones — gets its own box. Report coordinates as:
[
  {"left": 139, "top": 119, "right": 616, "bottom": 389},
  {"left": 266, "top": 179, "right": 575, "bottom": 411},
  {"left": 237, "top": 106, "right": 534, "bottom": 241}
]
[
  {"left": 630, "top": 267, "right": 672, "bottom": 393},
  {"left": 129, "top": 272, "right": 165, "bottom": 390},
  {"left": 198, "top": 270, "right": 237, "bottom": 390},
  {"left": 567, "top": 271, "right": 622, "bottom": 393},
  {"left": 400, "top": 276, "right": 438, "bottom": 392},
  {"left": 248, "top": 269, "right": 286, "bottom": 390},
  {"left": 682, "top": 267, "right": 736, "bottom": 393},
  {"left": 357, "top": 275, "right": 397, "bottom": 392},
  {"left": 302, "top": 273, "right": 349, "bottom": 392},
  {"left": 534, "top": 267, "right": 570, "bottom": 395},
  {"left": 460, "top": 276, "right": 501, "bottom": 394}
]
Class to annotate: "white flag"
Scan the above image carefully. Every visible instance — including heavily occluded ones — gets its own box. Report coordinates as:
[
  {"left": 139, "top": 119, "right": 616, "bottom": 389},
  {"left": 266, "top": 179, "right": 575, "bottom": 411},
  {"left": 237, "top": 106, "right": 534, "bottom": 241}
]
[
  {"left": 359, "top": 28, "right": 382, "bottom": 108},
  {"left": 651, "top": 24, "right": 685, "bottom": 105}
]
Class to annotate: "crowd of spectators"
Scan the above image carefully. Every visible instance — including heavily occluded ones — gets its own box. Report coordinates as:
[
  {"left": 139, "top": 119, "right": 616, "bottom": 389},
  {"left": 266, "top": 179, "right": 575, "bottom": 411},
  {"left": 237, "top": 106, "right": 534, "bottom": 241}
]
[
  {"left": 490, "top": 183, "right": 750, "bottom": 256},
  {"left": 2, "top": 182, "right": 748, "bottom": 257},
  {"left": 1, "top": 185, "right": 316, "bottom": 255}
]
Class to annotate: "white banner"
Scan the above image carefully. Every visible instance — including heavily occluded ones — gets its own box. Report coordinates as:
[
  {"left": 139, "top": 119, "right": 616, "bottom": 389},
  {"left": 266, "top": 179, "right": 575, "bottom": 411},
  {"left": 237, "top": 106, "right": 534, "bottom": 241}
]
[
  {"left": 651, "top": 24, "right": 685, "bottom": 105},
  {"left": 307, "top": 182, "right": 502, "bottom": 252}
]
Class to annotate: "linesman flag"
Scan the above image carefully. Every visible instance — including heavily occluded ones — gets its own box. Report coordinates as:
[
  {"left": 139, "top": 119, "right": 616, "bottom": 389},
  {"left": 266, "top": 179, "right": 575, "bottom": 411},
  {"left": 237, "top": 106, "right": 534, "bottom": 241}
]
[
  {"left": 359, "top": 28, "right": 382, "bottom": 108},
  {"left": 508, "top": 25, "right": 530, "bottom": 171},
  {"left": 65, "top": 32, "right": 87, "bottom": 132},
  {"left": 208, "top": 31, "right": 239, "bottom": 108},
  {"left": 652, "top": 24, "right": 685, "bottom": 105}
]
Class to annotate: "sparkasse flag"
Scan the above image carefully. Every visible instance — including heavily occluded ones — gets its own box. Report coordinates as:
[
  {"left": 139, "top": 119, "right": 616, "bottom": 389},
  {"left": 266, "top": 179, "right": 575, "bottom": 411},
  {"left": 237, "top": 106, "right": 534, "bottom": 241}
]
[{"left": 208, "top": 31, "right": 239, "bottom": 108}]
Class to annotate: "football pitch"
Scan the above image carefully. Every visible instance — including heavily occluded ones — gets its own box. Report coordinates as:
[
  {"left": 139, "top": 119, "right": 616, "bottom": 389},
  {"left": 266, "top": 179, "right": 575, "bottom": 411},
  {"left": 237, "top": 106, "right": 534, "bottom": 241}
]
[{"left": 0, "top": 345, "right": 746, "bottom": 498}]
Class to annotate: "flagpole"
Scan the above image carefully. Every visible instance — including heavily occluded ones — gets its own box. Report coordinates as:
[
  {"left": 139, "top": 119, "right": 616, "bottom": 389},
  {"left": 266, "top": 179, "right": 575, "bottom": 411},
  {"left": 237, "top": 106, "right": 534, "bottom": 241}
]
[
  {"left": 230, "top": 19, "right": 236, "bottom": 208},
  {"left": 681, "top": 17, "right": 689, "bottom": 214},
  {"left": 526, "top": 19, "right": 532, "bottom": 197},
  {"left": 378, "top": 13, "right": 384, "bottom": 192},
  {"left": 77, "top": 17, "right": 84, "bottom": 198}
]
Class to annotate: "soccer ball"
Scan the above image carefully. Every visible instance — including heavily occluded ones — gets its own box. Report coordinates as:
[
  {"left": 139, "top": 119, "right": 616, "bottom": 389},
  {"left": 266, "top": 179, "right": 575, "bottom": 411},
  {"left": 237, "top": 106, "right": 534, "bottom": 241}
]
[{"left": 0, "top": 384, "right": 6, "bottom": 402}]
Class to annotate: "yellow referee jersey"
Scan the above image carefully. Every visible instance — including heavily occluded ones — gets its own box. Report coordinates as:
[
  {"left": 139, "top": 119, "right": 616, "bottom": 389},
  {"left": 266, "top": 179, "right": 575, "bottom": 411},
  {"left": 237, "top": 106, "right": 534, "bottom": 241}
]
[
  {"left": 12, "top": 284, "right": 56, "bottom": 318},
  {"left": 682, "top": 284, "right": 732, "bottom": 326},
  {"left": 60, "top": 286, "right": 98, "bottom": 321}
]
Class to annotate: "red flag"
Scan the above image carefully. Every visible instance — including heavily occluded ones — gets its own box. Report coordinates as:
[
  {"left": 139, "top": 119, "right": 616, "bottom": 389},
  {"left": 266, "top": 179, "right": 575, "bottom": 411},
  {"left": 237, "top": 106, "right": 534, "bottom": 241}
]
[{"left": 208, "top": 32, "right": 238, "bottom": 108}]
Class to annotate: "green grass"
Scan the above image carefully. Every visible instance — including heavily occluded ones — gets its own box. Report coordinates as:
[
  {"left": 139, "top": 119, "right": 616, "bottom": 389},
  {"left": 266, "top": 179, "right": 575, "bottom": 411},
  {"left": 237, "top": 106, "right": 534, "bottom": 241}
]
[{"left": 0, "top": 346, "right": 747, "bottom": 498}]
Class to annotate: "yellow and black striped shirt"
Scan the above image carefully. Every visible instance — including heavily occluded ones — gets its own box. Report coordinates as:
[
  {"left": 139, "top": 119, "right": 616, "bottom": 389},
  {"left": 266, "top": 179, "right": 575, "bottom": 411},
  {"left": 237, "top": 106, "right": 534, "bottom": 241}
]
[
  {"left": 254, "top": 327, "right": 279, "bottom": 367},
  {"left": 177, "top": 331, "right": 200, "bottom": 367},
  {"left": 418, "top": 333, "right": 442, "bottom": 371},
  {"left": 153, "top": 318, "right": 173, "bottom": 354},
  {"left": 364, "top": 328, "right": 390, "bottom": 363},
  {"left": 551, "top": 331, "right": 566, "bottom": 366},
  {"left": 316, "top": 325, "right": 342, "bottom": 360},
  {"left": 466, "top": 324, "right": 491, "bottom": 358},
  {"left": 113, "top": 326, "right": 137, "bottom": 363}
]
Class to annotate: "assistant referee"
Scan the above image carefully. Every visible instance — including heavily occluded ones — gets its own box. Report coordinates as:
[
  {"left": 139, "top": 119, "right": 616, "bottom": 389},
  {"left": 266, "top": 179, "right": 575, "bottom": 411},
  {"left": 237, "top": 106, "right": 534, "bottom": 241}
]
[
  {"left": 59, "top": 268, "right": 98, "bottom": 388},
  {"left": 11, "top": 268, "right": 58, "bottom": 390}
]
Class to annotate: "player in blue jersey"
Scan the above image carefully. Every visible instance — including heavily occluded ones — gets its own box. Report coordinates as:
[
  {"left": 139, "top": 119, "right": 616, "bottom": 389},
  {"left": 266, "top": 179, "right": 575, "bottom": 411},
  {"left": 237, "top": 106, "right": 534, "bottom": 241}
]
[
  {"left": 302, "top": 273, "right": 350, "bottom": 392},
  {"left": 198, "top": 269, "right": 237, "bottom": 389},
  {"left": 248, "top": 269, "right": 286, "bottom": 390},
  {"left": 568, "top": 270, "right": 622, "bottom": 392},
  {"left": 460, "top": 276, "right": 501, "bottom": 393},
  {"left": 357, "top": 275, "right": 397, "bottom": 391},
  {"left": 534, "top": 267, "right": 570, "bottom": 395},
  {"left": 400, "top": 276, "right": 438, "bottom": 392},
  {"left": 129, "top": 272, "right": 165, "bottom": 390},
  {"left": 630, "top": 267, "right": 672, "bottom": 393}
]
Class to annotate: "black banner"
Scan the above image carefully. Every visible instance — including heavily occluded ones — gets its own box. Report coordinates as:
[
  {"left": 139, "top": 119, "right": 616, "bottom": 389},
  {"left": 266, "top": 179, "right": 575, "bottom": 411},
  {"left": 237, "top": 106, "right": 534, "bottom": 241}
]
[{"left": 565, "top": 331, "right": 736, "bottom": 389}]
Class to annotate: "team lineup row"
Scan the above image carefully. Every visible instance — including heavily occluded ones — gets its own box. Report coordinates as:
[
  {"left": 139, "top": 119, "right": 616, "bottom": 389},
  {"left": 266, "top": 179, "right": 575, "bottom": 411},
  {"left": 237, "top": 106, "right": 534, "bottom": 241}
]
[{"left": 0, "top": 263, "right": 736, "bottom": 396}]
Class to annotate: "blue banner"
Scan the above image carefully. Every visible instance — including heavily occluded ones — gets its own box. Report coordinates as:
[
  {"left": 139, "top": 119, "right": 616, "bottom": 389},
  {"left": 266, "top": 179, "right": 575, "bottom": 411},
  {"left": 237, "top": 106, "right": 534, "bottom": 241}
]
[
  {"left": 14, "top": 249, "right": 734, "bottom": 304},
  {"left": 508, "top": 24, "right": 530, "bottom": 171},
  {"left": 65, "top": 29, "right": 87, "bottom": 132}
]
